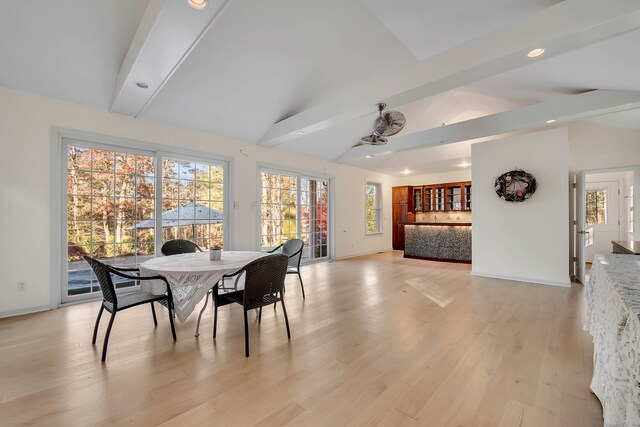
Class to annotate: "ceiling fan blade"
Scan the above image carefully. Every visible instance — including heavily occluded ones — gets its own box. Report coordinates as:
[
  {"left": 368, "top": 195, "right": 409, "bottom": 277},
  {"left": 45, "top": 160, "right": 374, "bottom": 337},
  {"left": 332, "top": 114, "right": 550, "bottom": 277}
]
[
  {"left": 352, "top": 141, "right": 365, "bottom": 148},
  {"left": 374, "top": 111, "right": 406, "bottom": 136}
]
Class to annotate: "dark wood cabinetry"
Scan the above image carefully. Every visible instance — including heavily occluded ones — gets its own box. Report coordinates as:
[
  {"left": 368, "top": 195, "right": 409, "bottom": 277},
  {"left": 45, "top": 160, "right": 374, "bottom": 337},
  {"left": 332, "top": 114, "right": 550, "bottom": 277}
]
[
  {"left": 392, "top": 186, "right": 414, "bottom": 250},
  {"left": 412, "top": 181, "right": 472, "bottom": 212},
  {"left": 393, "top": 181, "right": 471, "bottom": 250}
]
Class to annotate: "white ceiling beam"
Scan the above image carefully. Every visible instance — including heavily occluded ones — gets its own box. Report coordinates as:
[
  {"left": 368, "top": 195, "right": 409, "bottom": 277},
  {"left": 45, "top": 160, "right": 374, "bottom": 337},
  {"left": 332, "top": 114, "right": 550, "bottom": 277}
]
[
  {"left": 111, "top": 0, "right": 231, "bottom": 117},
  {"left": 334, "top": 90, "right": 640, "bottom": 163},
  {"left": 259, "top": 0, "right": 640, "bottom": 147}
]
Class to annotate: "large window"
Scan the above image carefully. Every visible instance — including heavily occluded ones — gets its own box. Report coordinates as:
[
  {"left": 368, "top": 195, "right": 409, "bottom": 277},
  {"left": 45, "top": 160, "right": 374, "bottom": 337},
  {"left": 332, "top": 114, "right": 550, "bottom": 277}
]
[
  {"left": 366, "top": 182, "right": 382, "bottom": 234},
  {"left": 260, "top": 170, "right": 330, "bottom": 261},
  {"left": 64, "top": 139, "right": 227, "bottom": 302}
]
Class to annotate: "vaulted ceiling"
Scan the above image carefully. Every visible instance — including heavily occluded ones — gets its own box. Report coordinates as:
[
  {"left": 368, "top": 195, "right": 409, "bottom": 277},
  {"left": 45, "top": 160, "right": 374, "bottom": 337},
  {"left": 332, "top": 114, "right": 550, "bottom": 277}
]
[{"left": 1, "top": 0, "right": 639, "bottom": 176}]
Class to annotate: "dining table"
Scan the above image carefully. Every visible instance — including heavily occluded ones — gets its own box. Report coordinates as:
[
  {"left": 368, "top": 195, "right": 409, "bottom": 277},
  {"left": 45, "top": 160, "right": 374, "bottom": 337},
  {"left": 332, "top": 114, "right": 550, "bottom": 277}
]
[
  {"left": 584, "top": 253, "right": 640, "bottom": 426},
  {"left": 139, "top": 250, "right": 269, "bottom": 335}
]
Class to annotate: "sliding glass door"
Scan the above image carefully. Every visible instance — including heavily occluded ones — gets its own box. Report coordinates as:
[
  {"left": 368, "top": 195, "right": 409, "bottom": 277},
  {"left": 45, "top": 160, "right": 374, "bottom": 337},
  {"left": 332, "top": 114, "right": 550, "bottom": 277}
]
[
  {"left": 160, "top": 158, "right": 225, "bottom": 250},
  {"left": 259, "top": 170, "right": 330, "bottom": 261},
  {"left": 63, "top": 139, "right": 227, "bottom": 303}
]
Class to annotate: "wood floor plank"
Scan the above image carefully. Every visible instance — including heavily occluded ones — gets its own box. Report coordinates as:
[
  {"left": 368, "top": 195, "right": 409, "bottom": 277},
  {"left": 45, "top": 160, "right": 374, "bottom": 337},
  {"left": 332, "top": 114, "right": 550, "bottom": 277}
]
[{"left": 0, "top": 251, "right": 604, "bottom": 426}]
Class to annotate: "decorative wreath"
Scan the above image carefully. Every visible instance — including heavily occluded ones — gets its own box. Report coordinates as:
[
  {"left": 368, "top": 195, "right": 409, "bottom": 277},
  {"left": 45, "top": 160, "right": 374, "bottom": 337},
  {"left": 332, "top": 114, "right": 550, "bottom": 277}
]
[{"left": 494, "top": 169, "right": 537, "bottom": 202}]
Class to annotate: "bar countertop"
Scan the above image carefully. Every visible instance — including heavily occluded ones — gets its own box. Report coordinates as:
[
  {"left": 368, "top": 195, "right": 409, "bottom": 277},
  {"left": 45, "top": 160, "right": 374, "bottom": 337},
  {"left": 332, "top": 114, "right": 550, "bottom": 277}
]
[
  {"left": 399, "top": 222, "right": 472, "bottom": 226},
  {"left": 611, "top": 240, "right": 640, "bottom": 255}
]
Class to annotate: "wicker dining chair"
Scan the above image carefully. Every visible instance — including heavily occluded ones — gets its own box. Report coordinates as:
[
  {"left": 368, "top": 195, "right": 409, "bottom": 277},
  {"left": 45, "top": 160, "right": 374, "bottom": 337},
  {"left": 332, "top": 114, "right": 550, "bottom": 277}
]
[
  {"left": 160, "top": 239, "right": 203, "bottom": 256},
  {"left": 268, "top": 238, "right": 305, "bottom": 298},
  {"left": 213, "top": 254, "right": 290, "bottom": 357},
  {"left": 84, "top": 256, "right": 176, "bottom": 362}
]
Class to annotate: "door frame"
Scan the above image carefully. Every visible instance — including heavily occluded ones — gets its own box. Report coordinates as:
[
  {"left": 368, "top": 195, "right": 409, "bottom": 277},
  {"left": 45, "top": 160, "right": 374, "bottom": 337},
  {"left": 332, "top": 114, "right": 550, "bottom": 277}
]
[
  {"left": 256, "top": 164, "right": 335, "bottom": 263},
  {"left": 584, "top": 180, "right": 620, "bottom": 262},
  {"left": 571, "top": 165, "right": 640, "bottom": 283}
]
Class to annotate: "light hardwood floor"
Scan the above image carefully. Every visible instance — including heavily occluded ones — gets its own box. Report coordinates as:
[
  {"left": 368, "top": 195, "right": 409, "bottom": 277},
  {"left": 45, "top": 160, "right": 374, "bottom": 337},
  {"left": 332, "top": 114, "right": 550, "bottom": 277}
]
[{"left": 0, "top": 251, "right": 603, "bottom": 426}]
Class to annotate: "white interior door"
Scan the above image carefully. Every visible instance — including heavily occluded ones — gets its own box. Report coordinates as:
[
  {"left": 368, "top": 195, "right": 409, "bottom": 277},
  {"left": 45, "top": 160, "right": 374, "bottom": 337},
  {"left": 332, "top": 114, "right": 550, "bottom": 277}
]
[
  {"left": 575, "top": 171, "right": 586, "bottom": 284},
  {"left": 585, "top": 181, "right": 619, "bottom": 262}
]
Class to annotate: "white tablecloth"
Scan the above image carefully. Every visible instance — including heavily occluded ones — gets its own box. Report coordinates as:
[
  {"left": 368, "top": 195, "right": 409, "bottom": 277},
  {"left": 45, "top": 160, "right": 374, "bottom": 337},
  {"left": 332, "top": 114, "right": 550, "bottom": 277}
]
[
  {"left": 139, "top": 251, "right": 267, "bottom": 322},
  {"left": 584, "top": 254, "right": 640, "bottom": 427}
]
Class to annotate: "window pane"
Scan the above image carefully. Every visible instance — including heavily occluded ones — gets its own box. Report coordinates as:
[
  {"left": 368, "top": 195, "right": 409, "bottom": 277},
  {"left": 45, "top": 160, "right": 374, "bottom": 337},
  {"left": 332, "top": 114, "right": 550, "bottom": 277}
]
[
  {"left": 92, "top": 149, "right": 115, "bottom": 172},
  {"left": 68, "top": 146, "right": 91, "bottom": 171},
  {"left": 115, "top": 153, "right": 136, "bottom": 174},
  {"left": 136, "top": 176, "right": 155, "bottom": 198},
  {"left": 92, "top": 173, "right": 114, "bottom": 197},
  {"left": 67, "top": 170, "right": 91, "bottom": 195},
  {"left": 163, "top": 159, "right": 179, "bottom": 178},
  {"left": 136, "top": 155, "right": 155, "bottom": 176},
  {"left": 586, "top": 189, "right": 606, "bottom": 225},
  {"left": 179, "top": 161, "right": 195, "bottom": 180},
  {"left": 136, "top": 198, "right": 154, "bottom": 221}
]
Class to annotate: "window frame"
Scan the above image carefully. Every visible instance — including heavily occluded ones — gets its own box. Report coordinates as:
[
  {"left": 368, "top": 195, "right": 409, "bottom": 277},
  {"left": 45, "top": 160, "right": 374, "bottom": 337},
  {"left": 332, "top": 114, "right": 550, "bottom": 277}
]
[
  {"left": 56, "top": 131, "right": 232, "bottom": 305},
  {"left": 365, "top": 181, "right": 383, "bottom": 235}
]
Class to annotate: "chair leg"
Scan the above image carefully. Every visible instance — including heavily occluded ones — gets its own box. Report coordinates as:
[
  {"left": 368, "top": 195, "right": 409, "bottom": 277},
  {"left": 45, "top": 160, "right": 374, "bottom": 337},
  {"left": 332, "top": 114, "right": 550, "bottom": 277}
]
[
  {"left": 168, "top": 300, "right": 177, "bottom": 341},
  {"left": 213, "top": 297, "right": 218, "bottom": 339},
  {"left": 275, "top": 285, "right": 285, "bottom": 310},
  {"left": 281, "top": 299, "right": 291, "bottom": 339},
  {"left": 244, "top": 310, "right": 250, "bottom": 357},
  {"left": 297, "top": 272, "right": 305, "bottom": 299},
  {"left": 258, "top": 306, "right": 262, "bottom": 323},
  {"left": 92, "top": 305, "right": 104, "bottom": 345},
  {"left": 101, "top": 311, "right": 117, "bottom": 362},
  {"left": 151, "top": 302, "right": 158, "bottom": 327}
]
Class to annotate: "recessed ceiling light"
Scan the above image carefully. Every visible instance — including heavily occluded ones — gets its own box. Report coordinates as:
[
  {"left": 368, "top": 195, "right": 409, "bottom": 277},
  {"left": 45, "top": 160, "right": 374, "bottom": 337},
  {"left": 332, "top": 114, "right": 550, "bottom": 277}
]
[
  {"left": 135, "top": 82, "right": 149, "bottom": 89},
  {"left": 186, "top": 0, "right": 207, "bottom": 10},
  {"left": 402, "top": 169, "right": 412, "bottom": 175},
  {"left": 296, "top": 131, "right": 305, "bottom": 136},
  {"left": 458, "top": 162, "right": 471, "bottom": 168},
  {"left": 527, "top": 48, "right": 545, "bottom": 58},
  {"left": 545, "top": 119, "right": 557, "bottom": 124},
  {"left": 365, "top": 154, "right": 376, "bottom": 159}
]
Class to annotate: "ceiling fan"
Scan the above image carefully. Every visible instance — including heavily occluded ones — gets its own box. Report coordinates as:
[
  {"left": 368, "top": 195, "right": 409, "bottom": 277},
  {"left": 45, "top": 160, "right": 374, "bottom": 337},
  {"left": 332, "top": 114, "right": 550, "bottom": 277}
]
[{"left": 353, "top": 103, "right": 406, "bottom": 148}]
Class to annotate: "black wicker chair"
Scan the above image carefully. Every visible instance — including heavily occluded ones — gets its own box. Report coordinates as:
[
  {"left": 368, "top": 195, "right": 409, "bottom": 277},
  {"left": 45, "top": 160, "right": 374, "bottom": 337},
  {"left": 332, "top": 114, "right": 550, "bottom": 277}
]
[
  {"left": 84, "top": 256, "right": 176, "bottom": 362},
  {"left": 213, "top": 254, "right": 290, "bottom": 357},
  {"left": 268, "top": 238, "right": 305, "bottom": 298},
  {"left": 160, "top": 239, "right": 202, "bottom": 256}
]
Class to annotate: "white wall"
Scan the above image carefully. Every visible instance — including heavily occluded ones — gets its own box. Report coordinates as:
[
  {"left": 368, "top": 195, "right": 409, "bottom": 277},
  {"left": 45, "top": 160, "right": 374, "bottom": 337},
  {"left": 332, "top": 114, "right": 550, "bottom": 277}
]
[
  {"left": 394, "top": 169, "right": 471, "bottom": 186},
  {"left": 471, "top": 128, "right": 570, "bottom": 287},
  {"left": 569, "top": 122, "right": 640, "bottom": 172},
  {"left": 0, "top": 87, "right": 394, "bottom": 317}
]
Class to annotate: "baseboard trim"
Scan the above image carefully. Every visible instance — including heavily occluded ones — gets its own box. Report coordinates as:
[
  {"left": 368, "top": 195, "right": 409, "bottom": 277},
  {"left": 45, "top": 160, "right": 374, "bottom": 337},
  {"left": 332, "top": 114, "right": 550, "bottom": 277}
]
[
  {"left": 0, "top": 305, "right": 52, "bottom": 320},
  {"left": 336, "top": 248, "right": 393, "bottom": 260},
  {"left": 471, "top": 271, "right": 571, "bottom": 288}
]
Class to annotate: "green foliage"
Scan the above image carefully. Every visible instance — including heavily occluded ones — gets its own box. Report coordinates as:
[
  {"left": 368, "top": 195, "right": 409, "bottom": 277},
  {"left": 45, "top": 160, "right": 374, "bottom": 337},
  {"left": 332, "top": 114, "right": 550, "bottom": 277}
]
[{"left": 586, "top": 189, "right": 606, "bottom": 225}]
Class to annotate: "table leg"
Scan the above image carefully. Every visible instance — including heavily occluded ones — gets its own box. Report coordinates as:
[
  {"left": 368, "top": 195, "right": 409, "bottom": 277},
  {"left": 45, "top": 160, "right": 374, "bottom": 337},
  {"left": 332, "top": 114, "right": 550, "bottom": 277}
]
[{"left": 194, "top": 291, "right": 210, "bottom": 338}]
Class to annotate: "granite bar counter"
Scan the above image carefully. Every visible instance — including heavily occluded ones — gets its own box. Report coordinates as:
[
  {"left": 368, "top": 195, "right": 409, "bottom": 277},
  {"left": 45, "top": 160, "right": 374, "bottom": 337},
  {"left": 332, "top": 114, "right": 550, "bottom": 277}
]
[
  {"left": 611, "top": 240, "right": 640, "bottom": 255},
  {"left": 400, "top": 222, "right": 472, "bottom": 263}
]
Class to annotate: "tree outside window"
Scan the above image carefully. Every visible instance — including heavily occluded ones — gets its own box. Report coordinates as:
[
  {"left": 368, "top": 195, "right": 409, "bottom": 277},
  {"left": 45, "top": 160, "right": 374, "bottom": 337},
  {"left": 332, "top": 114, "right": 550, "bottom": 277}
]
[
  {"left": 366, "top": 182, "right": 382, "bottom": 234},
  {"left": 586, "top": 189, "right": 607, "bottom": 225}
]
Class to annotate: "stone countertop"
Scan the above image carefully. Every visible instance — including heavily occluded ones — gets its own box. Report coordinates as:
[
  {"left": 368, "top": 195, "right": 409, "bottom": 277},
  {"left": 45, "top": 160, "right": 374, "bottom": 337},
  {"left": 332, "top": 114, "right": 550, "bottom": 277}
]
[
  {"left": 400, "top": 222, "right": 472, "bottom": 226},
  {"left": 612, "top": 240, "right": 640, "bottom": 255}
]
